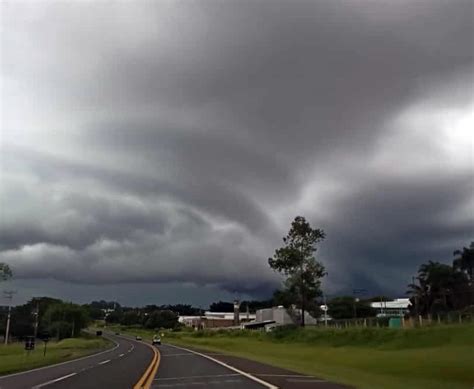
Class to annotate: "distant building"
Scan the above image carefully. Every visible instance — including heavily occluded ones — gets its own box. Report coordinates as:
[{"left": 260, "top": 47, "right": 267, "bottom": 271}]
[
  {"left": 178, "top": 311, "right": 256, "bottom": 329},
  {"left": 256, "top": 306, "right": 318, "bottom": 326},
  {"left": 370, "top": 298, "right": 411, "bottom": 317}
]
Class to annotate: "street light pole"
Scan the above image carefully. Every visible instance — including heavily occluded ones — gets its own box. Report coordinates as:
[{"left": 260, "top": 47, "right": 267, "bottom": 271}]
[
  {"left": 323, "top": 293, "right": 328, "bottom": 327},
  {"left": 3, "top": 290, "right": 17, "bottom": 345}
]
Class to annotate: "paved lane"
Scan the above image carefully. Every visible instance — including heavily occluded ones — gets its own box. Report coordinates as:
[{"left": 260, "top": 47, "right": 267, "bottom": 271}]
[
  {"left": 0, "top": 334, "right": 154, "bottom": 389},
  {"left": 153, "top": 344, "right": 351, "bottom": 389},
  {"left": 152, "top": 344, "right": 267, "bottom": 389}
]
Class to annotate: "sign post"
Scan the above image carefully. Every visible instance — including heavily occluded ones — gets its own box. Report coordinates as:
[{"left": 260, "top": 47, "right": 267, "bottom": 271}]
[{"left": 25, "top": 336, "right": 35, "bottom": 354}]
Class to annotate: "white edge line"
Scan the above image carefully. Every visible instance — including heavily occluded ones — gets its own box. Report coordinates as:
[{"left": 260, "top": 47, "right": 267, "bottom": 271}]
[
  {"left": 31, "top": 372, "right": 77, "bottom": 389},
  {"left": 0, "top": 336, "right": 119, "bottom": 380},
  {"left": 164, "top": 344, "right": 279, "bottom": 389}
]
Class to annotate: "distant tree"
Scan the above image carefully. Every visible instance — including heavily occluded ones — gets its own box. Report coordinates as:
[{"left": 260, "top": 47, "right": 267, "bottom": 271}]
[
  {"left": 407, "top": 260, "right": 469, "bottom": 315},
  {"left": 157, "top": 304, "right": 201, "bottom": 316},
  {"left": 105, "top": 310, "right": 123, "bottom": 324},
  {"left": 327, "top": 296, "right": 376, "bottom": 319},
  {"left": 240, "top": 299, "right": 274, "bottom": 313},
  {"left": 90, "top": 300, "right": 121, "bottom": 310},
  {"left": 0, "top": 263, "right": 12, "bottom": 281},
  {"left": 209, "top": 301, "right": 234, "bottom": 312},
  {"left": 268, "top": 216, "right": 326, "bottom": 326},
  {"left": 144, "top": 310, "right": 178, "bottom": 330},
  {"left": 120, "top": 311, "right": 142, "bottom": 326},
  {"left": 453, "top": 242, "right": 474, "bottom": 281},
  {"left": 43, "top": 302, "right": 90, "bottom": 339},
  {"left": 83, "top": 305, "right": 105, "bottom": 320}
]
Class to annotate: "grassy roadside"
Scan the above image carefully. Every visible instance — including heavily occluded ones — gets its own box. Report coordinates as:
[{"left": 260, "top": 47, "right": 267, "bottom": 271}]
[
  {"left": 111, "top": 324, "right": 474, "bottom": 389},
  {"left": 0, "top": 335, "right": 113, "bottom": 376}
]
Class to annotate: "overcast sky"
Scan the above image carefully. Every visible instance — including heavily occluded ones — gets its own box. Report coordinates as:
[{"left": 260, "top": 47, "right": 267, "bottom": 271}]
[{"left": 1, "top": 0, "right": 473, "bottom": 306}]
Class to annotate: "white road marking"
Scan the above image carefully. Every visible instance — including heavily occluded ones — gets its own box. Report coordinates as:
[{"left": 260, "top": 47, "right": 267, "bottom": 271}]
[
  {"left": 31, "top": 373, "right": 77, "bottom": 388},
  {"left": 164, "top": 344, "right": 279, "bottom": 389},
  {"left": 286, "top": 378, "right": 327, "bottom": 383},
  {"left": 257, "top": 374, "right": 316, "bottom": 378},
  {"left": 119, "top": 353, "right": 125, "bottom": 357},
  {"left": 155, "top": 374, "right": 240, "bottom": 381},
  {"left": 155, "top": 380, "right": 242, "bottom": 388},
  {"left": 98, "top": 359, "right": 111, "bottom": 365}
]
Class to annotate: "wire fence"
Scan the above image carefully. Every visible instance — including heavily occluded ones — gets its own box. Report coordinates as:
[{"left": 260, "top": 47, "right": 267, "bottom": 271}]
[{"left": 314, "top": 311, "right": 474, "bottom": 329}]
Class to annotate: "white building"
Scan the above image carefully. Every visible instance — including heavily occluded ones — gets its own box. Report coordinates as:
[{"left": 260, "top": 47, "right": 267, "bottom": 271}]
[
  {"left": 178, "top": 311, "right": 256, "bottom": 329},
  {"left": 256, "top": 306, "right": 318, "bottom": 325},
  {"left": 370, "top": 298, "right": 411, "bottom": 317}
]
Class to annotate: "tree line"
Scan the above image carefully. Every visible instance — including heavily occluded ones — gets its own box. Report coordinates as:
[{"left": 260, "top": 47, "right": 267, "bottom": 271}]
[
  {"left": 0, "top": 297, "right": 90, "bottom": 340},
  {"left": 407, "top": 242, "right": 474, "bottom": 315}
]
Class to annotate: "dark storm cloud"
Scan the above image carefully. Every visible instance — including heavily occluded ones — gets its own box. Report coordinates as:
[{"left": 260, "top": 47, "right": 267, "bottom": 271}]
[{"left": 1, "top": 0, "right": 473, "bottom": 302}]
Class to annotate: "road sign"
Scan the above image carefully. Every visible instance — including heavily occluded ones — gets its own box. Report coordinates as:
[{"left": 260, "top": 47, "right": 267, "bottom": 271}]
[{"left": 25, "top": 337, "right": 35, "bottom": 351}]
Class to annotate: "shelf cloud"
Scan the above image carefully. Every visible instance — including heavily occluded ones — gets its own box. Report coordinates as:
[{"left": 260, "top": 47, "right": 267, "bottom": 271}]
[{"left": 1, "top": 0, "right": 473, "bottom": 303}]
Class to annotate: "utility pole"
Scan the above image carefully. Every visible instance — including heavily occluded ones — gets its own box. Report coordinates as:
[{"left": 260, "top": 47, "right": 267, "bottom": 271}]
[
  {"left": 33, "top": 302, "right": 39, "bottom": 339},
  {"left": 3, "top": 290, "right": 17, "bottom": 345},
  {"left": 323, "top": 293, "right": 328, "bottom": 327}
]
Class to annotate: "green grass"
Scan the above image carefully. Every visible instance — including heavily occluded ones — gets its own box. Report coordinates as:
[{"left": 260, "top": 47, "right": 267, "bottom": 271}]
[
  {"left": 113, "top": 324, "right": 474, "bottom": 389},
  {"left": 0, "top": 335, "right": 112, "bottom": 376}
]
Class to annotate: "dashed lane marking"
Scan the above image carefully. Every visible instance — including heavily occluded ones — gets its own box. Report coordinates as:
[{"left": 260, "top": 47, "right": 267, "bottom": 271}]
[
  {"left": 256, "top": 374, "right": 317, "bottom": 378},
  {"left": 98, "top": 359, "right": 111, "bottom": 365},
  {"left": 154, "top": 380, "right": 242, "bottom": 388},
  {"left": 31, "top": 373, "right": 77, "bottom": 389},
  {"left": 286, "top": 378, "right": 327, "bottom": 383},
  {"left": 0, "top": 336, "right": 119, "bottom": 380}
]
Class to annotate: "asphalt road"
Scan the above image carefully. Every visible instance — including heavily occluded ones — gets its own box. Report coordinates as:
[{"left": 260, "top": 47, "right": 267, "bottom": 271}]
[
  {"left": 153, "top": 344, "right": 264, "bottom": 388},
  {"left": 153, "top": 344, "right": 351, "bottom": 389},
  {"left": 0, "top": 334, "right": 154, "bottom": 389}
]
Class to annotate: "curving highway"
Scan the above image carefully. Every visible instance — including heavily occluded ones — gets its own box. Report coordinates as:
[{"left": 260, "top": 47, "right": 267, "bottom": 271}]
[{"left": 0, "top": 334, "right": 154, "bottom": 389}]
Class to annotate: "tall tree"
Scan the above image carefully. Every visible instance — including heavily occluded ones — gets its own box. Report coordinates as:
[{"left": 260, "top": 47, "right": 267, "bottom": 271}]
[
  {"left": 453, "top": 241, "right": 474, "bottom": 281},
  {"left": 407, "top": 260, "right": 468, "bottom": 314},
  {"left": 0, "top": 263, "right": 12, "bottom": 281},
  {"left": 268, "top": 216, "right": 326, "bottom": 326}
]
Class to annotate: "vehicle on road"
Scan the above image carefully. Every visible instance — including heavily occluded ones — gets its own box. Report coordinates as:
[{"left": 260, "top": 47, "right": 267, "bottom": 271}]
[
  {"left": 152, "top": 336, "right": 161, "bottom": 345},
  {"left": 135, "top": 335, "right": 142, "bottom": 340}
]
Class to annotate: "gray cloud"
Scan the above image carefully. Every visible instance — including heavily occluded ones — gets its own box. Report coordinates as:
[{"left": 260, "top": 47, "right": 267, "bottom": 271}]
[{"left": 1, "top": 0, "right": 473, "bottom": 304}]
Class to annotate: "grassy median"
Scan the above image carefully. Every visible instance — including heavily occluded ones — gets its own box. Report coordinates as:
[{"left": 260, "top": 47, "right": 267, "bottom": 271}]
[
  {"left": 0, "top": 335, "right": 113, "bottom": 376},
  {"left": 112, "top": 323, "right": 474, "bottom": 389}
]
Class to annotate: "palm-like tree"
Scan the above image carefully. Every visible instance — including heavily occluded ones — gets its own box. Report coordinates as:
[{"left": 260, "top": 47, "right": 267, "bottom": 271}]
[
  {"left": 453, "top": 242, "right": 474, "bottom": 281},
  {"left": 408, "top": 261, "right": 457, "bottom": 314}
]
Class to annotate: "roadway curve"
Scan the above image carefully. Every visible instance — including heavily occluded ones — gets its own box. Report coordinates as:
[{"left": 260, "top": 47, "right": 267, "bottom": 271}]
[
  {"left": 0, "top": 334, "right": 154, "bottom": 389},
  {"left": 153, "top": 343, "right": 351, "bottom": 389}
]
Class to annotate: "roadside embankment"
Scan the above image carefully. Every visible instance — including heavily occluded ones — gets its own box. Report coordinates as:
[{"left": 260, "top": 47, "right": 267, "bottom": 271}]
[{"left": 0, "top": 335, "right": 113, "bottom": 376}]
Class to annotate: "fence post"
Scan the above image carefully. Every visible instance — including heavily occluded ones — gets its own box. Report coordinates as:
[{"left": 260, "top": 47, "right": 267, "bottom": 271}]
[
  {"left": 418, "top": 315, "right": 423, "bottom": 327},
  {"left": 458, "top": 314, "right": 462, "bottom": 324},
  {"left": 437, "top": 314, "right": 441, "bottom": 324}
]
